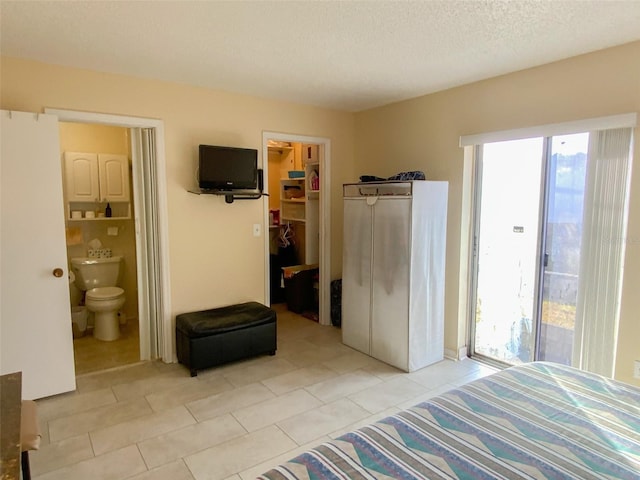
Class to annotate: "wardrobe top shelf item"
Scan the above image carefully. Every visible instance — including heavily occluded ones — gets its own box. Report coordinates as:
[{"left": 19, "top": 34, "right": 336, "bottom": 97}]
[{"left": 343, "top": 181, "right": 414, "bottom": 197}]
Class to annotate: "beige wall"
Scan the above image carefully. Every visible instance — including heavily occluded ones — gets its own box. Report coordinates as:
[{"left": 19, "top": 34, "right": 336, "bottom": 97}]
[
  {"left": 59, "top": 122, "right": 138, "bottom": 321},
  {"left": 3, "top": 41, "right": 638, "bottom": 384},
  {"left": 354, "top": 41, "right": 640, "bottom": 385},
  {"left": 0, "top": 56, "right": 356, "bottom": 324}
]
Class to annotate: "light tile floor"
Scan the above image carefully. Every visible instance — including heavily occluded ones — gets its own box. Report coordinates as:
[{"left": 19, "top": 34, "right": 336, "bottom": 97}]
[
  {"left": 32, "top": 305, "right": 498, "bottom": 480},
  {"left": 73, "top": 318, "right": 140, "bottom": 375}
]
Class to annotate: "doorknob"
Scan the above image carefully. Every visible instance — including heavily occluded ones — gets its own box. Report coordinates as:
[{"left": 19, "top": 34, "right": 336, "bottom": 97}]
[{"left": 52, "top": 267, "right": 64, "bottom": 278}]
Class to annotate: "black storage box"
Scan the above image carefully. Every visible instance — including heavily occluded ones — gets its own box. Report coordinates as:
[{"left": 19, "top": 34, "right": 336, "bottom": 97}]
[
  {"left": 269, "top": 254, "right": 285, "bottom": 303},
  {"left": 331, "top": 279, "right": 342, "bottom": 327},
  {"left": 176, "top": 301, "right": 277, "bottom": 376},
  {"left": 282, "top": 265, "right": 319, "bottom": 313}
]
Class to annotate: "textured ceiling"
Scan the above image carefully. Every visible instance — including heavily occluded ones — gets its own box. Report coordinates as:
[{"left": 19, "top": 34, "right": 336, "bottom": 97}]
[{"left": 1, "top": 1, "right": 640, "bottom": 112}]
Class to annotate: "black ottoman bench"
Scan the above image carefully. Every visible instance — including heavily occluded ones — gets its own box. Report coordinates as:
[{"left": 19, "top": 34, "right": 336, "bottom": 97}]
[{"left": 176, "top": 301, "right": 277, "bottom": 377}]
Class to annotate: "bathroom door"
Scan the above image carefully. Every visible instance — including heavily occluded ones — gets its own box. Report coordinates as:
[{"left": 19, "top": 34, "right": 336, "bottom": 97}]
[{"left": 0, "top": 110, "right": 76, "bottom": 399}]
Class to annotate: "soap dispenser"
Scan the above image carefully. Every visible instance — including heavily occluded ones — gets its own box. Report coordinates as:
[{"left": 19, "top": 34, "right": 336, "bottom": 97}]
[{"left": 105, "top": 203, "right": 112, "bottom": 218}]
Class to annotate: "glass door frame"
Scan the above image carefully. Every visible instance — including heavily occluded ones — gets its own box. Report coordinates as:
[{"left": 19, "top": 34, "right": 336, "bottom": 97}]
[{"left": 468, "top": 139, "right": 553, "bottom": 368}]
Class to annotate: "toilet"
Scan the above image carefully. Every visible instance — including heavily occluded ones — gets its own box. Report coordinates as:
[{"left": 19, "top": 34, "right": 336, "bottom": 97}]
[{"left": 70, "top": 256, "right": 125, "bottom": 341}]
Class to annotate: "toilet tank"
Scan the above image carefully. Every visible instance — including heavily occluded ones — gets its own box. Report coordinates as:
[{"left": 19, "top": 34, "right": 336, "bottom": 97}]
[{"left": 70, "top": 256, "right": 122, "bottom": 290}]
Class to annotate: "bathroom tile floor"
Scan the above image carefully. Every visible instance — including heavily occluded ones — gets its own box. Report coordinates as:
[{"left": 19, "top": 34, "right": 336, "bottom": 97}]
[
  {"left": 32, "top": 305, "right": 498, "bottom": 480},
  {"left": 73, "top": 318, "right": 140, "bottom": 375}
]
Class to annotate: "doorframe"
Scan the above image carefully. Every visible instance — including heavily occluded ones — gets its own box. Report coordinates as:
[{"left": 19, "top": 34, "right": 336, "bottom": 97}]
[
  {"left": 262, "top": 131, "right": 332, "bottom": 326},
  {"left": 45, "top": 108, "right": 173, "bottom": 362}
]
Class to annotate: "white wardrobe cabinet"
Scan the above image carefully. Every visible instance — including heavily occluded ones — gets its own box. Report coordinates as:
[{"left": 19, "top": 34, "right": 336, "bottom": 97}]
[{"left": 342, "top": 181, "right": 448, "bottom": 372}]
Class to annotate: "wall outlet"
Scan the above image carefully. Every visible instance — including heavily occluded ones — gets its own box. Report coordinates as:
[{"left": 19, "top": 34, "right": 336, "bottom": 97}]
[
  {"left": 634, "top": 360, "right": 640, "bottom": 379},
  {"left": 252, "top": 224, "right": 261, "bottom": 237}
]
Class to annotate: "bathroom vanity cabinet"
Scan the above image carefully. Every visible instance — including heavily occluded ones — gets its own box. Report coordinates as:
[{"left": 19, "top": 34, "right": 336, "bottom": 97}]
[{"left": 64, "top": 152, "right": 131, "bottom": 220}]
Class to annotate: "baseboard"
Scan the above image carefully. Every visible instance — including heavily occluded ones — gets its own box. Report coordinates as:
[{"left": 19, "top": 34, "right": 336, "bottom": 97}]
[
  {"left": 444, "top": 346, "right": 469, "bottom": 361},
  {"left": 444, "top": 348, "right": 457, "bottom": 360},
  {"left": 458, "top": 346, "right": 468, "bottom": 360}
]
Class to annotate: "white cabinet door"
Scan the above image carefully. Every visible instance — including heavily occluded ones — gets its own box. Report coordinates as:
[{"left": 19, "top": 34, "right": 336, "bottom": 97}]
[
  {"left": 370, "top": 197, "right": 411, "bottom": 370},
  {"left": 1, "top": 111, "right": 76, "bottom": 399},
  {"left": 98, "top": 154, "right": 129, "bottom": 202},
  {"left": 341, "top": 198, "right": 373, "bottom": 355},
  {"left": 64, "top": 152, "right": 99, "bottom": 201}
]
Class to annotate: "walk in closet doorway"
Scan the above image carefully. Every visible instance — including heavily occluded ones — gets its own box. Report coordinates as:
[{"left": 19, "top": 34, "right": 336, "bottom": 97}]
[{"left": 262, "top": 132, "right": 331, "bottom": 326}]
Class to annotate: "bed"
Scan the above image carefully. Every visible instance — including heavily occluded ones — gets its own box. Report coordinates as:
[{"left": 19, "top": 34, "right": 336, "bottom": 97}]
[{"left": 258, "top": 362, "right": 640, "bottom": 479}]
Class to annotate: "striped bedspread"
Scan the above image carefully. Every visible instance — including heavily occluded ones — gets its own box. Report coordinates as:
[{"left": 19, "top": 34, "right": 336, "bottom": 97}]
[{"left": 258, "top": 362, "right": 640, "bottom": 479}]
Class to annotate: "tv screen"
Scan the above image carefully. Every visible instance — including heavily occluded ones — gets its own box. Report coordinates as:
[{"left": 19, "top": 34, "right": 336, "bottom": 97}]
[{"left": 199, "top": 145, "right": 258, "bottom": 191}]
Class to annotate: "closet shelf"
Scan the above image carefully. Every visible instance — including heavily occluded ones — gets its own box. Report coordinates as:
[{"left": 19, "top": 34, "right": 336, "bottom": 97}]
[
  {"left": 281, "top": 216, "right": 306, "bottom": 223},
  {"left": 68, "top": 217, "right": 131, "bottom": 222},
  {"left": 275, "top": 143, "right": 320, "bottom": 266}
]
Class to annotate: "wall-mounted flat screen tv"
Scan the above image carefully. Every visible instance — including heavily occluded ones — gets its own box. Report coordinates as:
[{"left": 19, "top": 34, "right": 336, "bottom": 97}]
[{"left": 199, "top": 144, "right": 258, "bottom": 190}]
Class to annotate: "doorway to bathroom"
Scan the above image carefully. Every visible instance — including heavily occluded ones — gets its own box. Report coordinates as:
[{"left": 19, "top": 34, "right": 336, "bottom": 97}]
[
  {"left": 61, "top": 122, "right": 141, "bottom": 374},
  {"left": 47, "top": 108, "right": 172, "bottom": 375}
]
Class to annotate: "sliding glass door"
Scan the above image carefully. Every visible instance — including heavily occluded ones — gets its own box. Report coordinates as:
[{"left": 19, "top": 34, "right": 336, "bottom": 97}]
[
  {"left": 538, "top": 133, "right": 589, "bottom": 364},
  {"left": 472, "top": 138, "right": 544, "bottom": 365},
  {"left": 471, "top": 134, "right": 589, "bottom": 367},
  {"left": 467, "top": 118, "right": 634, "bottom": 375}
]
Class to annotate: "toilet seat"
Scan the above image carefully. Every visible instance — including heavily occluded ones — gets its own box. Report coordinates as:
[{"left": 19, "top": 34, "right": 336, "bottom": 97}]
[{"left": 86, "top": 286, "right": 124, "bottom": 301}]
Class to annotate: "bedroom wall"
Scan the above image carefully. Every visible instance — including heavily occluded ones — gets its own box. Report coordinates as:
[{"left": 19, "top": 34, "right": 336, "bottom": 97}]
[
  {"left": 354, "top": 41, "right": 640, "bottom": 385},
  {"left": 3, "top": 42, "right": 638, "bottom": 385},
  {"left": 0, "top": 55, "right": 356, "bottom": 322}
]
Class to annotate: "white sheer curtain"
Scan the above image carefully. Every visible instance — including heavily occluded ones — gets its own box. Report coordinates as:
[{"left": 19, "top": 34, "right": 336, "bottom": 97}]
[{"left": 573, "top": 128, "right": 634, "bottom": 377}]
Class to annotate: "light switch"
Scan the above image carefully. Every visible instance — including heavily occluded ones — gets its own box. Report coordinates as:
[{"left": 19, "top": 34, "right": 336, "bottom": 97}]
[{"left": 253, "top": 224, "right": 261, "bottom": 237}]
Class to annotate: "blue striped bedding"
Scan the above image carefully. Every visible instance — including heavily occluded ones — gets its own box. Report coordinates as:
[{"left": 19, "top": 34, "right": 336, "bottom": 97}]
[{"left": 258, "top": 362, "right": 640, "bottom": 479}]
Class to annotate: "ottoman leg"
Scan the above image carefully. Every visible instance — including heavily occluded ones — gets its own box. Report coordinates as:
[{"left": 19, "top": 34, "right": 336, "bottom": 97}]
[{"left": 190, "top": 369, "right": 197, "bottom": 377}]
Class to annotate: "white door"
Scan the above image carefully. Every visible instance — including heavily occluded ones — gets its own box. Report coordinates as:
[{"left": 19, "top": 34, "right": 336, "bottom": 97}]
[
  {"left": 64, "top": 152, "right": 99, "bottom": 202},
  {"left": 370, "top": 197, "right": 410, "bottom": 370},
  {"left": 98, "top": 154, "right": 130, "bottom": 202},
  {"left": 1, "top": 110, "right": 76, "bottom": 399},
  {"left": 341, "top": 197, "right": 373, "bottom": 355}
]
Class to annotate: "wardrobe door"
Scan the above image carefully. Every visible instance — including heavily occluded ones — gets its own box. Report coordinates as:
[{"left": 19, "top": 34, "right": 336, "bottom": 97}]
[
  {"left": 342, "top": 198, "right": 373, "bottom": 354},
  {"left": 370, "top": 197, "right": 411, "bottom": 370}
]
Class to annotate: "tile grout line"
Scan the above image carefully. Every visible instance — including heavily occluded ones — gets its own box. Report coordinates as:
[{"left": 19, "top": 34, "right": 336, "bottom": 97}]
[{"left": 29, "top": 308, "right": 489, "bottom": 480}]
